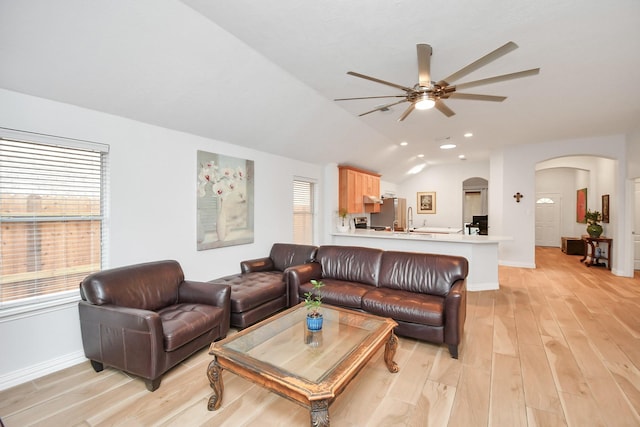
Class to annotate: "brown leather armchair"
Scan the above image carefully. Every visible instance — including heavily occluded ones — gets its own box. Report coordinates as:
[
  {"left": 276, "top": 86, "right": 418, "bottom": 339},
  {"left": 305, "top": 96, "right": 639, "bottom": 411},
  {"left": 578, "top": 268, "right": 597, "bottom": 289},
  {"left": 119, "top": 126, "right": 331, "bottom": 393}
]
[{"left": 78, "top": 260, "right": 231, "bottom": 391}]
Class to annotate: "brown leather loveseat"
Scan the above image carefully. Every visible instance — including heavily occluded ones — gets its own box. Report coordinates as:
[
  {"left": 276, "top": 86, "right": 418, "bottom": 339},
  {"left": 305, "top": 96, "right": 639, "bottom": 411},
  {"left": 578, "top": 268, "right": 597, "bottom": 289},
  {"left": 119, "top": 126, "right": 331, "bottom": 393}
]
[
  {"left": 286, "top": 245, "right": 468, "bottom": 358},
  {"left": 78, "top": 260, "right": 231, "bottom": 391},
  {"left": 208, "top": 243, "right": 317, "bottom": 328}
]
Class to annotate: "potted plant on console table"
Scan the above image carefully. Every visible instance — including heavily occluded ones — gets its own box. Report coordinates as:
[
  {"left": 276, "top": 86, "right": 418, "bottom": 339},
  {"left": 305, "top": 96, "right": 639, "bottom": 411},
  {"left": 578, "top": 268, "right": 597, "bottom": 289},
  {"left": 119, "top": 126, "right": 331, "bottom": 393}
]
[
  {"left": 304, "top": 279, "right": 325, "bottom": 331},
  {"left": 585, "top": 209, "right": 603, "bottom": 238}
]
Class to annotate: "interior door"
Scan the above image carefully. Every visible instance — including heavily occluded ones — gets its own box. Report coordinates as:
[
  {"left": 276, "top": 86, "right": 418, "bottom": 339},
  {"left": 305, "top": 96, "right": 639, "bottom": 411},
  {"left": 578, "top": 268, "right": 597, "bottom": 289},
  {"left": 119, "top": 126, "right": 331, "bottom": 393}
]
[
  {"left": 535, "top": 193, "right": 561, "bottom": 247},
  {"left": 634, "top": 180, "right": 640, "bottom": 269}
]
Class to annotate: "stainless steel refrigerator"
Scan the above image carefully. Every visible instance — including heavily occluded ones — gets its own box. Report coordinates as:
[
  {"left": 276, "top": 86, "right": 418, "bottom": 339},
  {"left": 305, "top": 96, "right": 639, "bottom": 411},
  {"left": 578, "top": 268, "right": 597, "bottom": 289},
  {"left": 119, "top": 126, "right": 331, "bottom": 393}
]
[{"left": 370, "top": 197, "right": 407, "bottom": 231}]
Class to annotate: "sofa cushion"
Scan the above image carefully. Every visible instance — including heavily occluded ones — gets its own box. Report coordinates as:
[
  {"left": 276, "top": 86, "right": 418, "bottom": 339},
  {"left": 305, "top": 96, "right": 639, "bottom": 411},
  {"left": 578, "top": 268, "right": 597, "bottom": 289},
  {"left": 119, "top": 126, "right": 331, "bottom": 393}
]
[
  {"left": 80, "top": 260, "right": 183, "bottom": 311},
  {"left": 209, "top": 271, "right": 286, "bottom": 312},
  {"left": 157, "top": 303, "right": 224, "bottom": 351},
  {"left": 362, "top": 288, "right": 445, "bottom": 327},
  {"left": 270, "top": 243, "right": 318, "bottom": 272},
  {"left": 316, "top": 245, "right": 383, "bottom": 286},
  {"left": 378, "top": 251, "right": 468, "bottom": 297},
  {"left": 299, "top": 279, "right": 371, "bottom": 309}
]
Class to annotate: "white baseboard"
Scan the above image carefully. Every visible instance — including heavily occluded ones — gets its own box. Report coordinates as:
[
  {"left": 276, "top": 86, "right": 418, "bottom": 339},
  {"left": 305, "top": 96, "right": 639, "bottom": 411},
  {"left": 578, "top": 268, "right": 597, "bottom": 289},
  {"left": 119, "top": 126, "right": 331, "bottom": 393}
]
[
  {"left": 499, "top": 260, "right": 536, "bottom": 268},
  {"left": 467, "top": 282, "right": 500, "bottom": 292},
  {"left": 0, "top": 351, "right": 86, "bottom": 392}
]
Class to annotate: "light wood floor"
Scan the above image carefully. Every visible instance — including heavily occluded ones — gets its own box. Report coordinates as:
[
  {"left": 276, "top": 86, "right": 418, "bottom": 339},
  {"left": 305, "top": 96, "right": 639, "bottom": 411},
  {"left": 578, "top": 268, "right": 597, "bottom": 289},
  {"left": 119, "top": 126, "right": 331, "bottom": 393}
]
[{"left": 2, "top": 247, "right": 640, "bottom": 426}]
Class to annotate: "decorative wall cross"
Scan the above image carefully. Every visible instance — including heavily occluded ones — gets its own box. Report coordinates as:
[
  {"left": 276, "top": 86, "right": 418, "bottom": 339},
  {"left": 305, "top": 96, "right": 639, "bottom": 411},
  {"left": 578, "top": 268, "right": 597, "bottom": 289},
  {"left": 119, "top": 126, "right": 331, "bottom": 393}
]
[{"left": 513, "top": 192, "right": 524, "bottom": 203}]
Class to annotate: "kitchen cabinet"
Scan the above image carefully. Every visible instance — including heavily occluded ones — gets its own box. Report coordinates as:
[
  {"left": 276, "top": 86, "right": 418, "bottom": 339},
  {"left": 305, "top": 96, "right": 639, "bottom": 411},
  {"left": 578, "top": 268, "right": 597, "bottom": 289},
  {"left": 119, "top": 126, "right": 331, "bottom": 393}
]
[{"left": 338, "top": 165, "right": 381, "bottom": 214}]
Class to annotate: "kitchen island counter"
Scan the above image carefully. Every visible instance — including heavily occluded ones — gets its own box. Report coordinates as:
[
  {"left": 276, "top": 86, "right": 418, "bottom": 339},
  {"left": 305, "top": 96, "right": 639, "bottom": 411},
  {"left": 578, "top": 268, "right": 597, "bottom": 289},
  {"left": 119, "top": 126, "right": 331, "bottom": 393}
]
[{"left": 331, "top": 229, "right": 511, "bottom": 291}]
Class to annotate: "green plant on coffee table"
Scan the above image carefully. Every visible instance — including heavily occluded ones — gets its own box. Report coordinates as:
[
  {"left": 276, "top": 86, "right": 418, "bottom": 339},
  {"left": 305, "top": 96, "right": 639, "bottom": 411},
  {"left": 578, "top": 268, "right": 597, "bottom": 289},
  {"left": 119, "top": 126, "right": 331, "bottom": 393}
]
[{"left": 304, "top": 279, "right": 324, "bottom": 318}]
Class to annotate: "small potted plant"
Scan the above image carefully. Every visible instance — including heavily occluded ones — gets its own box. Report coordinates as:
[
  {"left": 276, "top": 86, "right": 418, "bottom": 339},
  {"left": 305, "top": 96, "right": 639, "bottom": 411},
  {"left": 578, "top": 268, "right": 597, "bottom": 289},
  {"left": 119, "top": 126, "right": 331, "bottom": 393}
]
[
  {"left": 304, "top": 279, "right": 324, "bottom": 331},
  {"left": 337, "top": 208, "right": 350, "bottom": 232},
  {"left": 584, "top": 209, "right": 603, "bottom": 238}
]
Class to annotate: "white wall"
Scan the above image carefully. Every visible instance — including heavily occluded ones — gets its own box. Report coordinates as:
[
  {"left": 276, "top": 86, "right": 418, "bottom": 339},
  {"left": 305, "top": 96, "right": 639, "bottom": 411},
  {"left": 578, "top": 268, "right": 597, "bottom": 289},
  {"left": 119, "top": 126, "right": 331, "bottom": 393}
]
[
  {"left": 0, "top": 88, "right": 323, "bottom": 389},
  {"left": 627, "top": 130, "right": 640, "bottom": 179},
  {"left": 398, "top": 160, "right": 490, "bottom": 229}
]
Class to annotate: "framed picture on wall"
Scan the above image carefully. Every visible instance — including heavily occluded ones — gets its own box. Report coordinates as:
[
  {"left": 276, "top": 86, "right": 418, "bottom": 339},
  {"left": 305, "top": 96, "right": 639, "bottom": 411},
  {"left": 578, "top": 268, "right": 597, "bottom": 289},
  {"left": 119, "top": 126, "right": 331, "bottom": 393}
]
[
  {"left": 576, "top": 188, "right": 587, "bottom": 223},
  {"left": 602, "top": 194, "right": 610, "bottom": 223},
  {"left": 417, "top": 192, "right": 436, "bottom": 214},
  {"left": 197, "top": 150, "right": 255, "bottom": 250}
]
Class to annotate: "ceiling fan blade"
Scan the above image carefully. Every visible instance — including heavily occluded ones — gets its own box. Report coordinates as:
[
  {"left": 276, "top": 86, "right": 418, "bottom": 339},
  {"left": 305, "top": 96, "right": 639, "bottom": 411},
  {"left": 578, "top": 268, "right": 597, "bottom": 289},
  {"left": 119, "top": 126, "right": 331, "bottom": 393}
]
[
  {"left": 417, "top": 44, "right": 432, "bottom": 87},
  {"left": 453, "top": 68, "right": 540, "bottom": 90},
  {"left": 435, "top": 100, "right": 455, "bottom": 117},
  {"left": 358, "top": 99, "right": 408, "bottom": 117},
  {"left": 347, "top": 71, "right": 413, "bottom": 92},
  {"left": 334, "top": 95, "right": 407, "bottom": 101},
  {"left": 397, "top": 103, "right": 416, "bottom": 122},
  {"left": 446, "top": 93, "right": 507, "bottom": 102},
  {"left": 438, "top": 41, "right": 519, "bottom": 85}
]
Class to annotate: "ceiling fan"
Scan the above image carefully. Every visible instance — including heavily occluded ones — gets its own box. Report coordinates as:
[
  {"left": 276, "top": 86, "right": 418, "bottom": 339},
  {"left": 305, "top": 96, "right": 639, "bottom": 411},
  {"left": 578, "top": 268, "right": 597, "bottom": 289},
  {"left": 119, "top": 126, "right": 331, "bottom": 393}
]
[{"left": 335, "top": 41, "right": 540, "bottom": 121}]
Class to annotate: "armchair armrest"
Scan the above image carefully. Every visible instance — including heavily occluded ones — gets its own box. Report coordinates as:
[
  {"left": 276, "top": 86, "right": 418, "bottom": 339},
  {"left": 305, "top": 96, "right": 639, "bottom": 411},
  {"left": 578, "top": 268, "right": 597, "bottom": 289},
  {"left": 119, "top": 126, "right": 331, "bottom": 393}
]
[
  {"left": 179, "top": 280, "right": 231, "bottom": 307},
  {"left": 78, "top": 301, "right": 164, "bottom": 378},
  {"left": 241, "top": 257, "right": 275, "bottom": 273},
  {"left": 284, "top": 262, "right": 323, "bottom": 307},
  {"left": 443, "top": 279, "right": 467, "bottom": 358},
  {"left": 179, "top": 281, "right": 231, "bottom": 337},
  {"left": 79, "top": 302, "right": 162, "bottom": 332}
]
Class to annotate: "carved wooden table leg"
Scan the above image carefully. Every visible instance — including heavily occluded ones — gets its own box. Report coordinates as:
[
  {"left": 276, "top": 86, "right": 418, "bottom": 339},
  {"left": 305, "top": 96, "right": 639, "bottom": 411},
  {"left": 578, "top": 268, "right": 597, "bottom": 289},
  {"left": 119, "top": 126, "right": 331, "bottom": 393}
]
[
  {"left": 207, "top": 358, "right": 224, "bottom": 411},
  {"left": 310, "top": 399, "right": 330, "bottom": 427},
  {"left": 384, "top": 332, "right": 400, "bottom": 373}
]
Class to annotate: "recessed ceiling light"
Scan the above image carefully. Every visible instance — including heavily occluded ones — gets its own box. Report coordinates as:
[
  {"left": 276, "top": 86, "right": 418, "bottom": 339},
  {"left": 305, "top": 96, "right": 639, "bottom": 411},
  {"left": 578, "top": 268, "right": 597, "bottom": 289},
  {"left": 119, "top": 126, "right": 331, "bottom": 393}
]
[
  {"left": 440, "top": 144, "right": 456, "bottom": 149},
  {"left": 459, "top": 154, "right": 466, "bottom": 159},
  {"left": 464, "top": 132, "right": 473, "bottom": 138},
  {"left": 400, "top": 141, "right": 408, "bottom": 146},
  {"left": 417, "top": 154, "right": 424, "bottom": 158}
]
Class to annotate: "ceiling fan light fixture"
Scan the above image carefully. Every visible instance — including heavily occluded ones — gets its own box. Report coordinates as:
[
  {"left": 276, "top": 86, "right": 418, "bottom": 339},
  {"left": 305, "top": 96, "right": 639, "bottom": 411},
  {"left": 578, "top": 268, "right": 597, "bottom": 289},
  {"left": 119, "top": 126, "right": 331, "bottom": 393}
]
[{"left": 415, "top": 94, "right": 435, "bottom": 110}]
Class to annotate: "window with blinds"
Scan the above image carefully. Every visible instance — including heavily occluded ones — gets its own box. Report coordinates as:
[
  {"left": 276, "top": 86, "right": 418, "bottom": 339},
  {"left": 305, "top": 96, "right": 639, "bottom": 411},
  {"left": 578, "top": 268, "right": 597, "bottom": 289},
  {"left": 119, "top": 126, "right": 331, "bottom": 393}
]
[
  {"left": 293, "top": 179, "right": 314, "bottom": 244},
  {"left": 0, "top": 132, "right": 109, "bottom": 307}
]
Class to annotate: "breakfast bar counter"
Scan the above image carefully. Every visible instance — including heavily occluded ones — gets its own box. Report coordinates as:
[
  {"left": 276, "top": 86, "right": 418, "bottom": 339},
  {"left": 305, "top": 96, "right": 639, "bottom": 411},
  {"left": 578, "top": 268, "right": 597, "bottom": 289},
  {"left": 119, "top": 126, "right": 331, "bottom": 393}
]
[{"left": 330, "top": 229, "right": 511, "bottom": 291}]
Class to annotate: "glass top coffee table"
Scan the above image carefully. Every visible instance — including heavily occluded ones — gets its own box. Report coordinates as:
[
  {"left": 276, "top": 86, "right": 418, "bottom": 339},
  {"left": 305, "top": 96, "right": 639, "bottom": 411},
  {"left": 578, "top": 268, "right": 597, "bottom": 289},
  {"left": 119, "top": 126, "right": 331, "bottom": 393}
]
[{"left": 207, "top": 303, "right": 399, "bottom": 426}]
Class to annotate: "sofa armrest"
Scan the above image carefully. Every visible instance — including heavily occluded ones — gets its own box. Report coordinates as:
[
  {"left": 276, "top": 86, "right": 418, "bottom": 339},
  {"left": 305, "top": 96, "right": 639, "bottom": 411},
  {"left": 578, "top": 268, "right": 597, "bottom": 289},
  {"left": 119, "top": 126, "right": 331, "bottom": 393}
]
[
  {"left": 240, "top": 257, "right": 275, "bottom": 273},
  {"left": 443, "top": 279, "right": 467, "bottom": 352},
  {"left": 284, "top": 262, "right": 322, "bottom": 307},
  {"left": 78, "top": 301, "right": 164, "bottom": 378}
]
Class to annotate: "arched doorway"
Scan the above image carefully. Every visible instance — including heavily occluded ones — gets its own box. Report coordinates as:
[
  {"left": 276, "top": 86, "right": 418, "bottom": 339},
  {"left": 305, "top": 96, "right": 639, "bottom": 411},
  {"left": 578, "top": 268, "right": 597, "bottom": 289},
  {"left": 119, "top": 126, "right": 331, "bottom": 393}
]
[
  {"left": 462, "top": 177, "right": 488, "bottom": 234},
  {"left": 535, "top": 156, "right": 615, "bottom": 259}
]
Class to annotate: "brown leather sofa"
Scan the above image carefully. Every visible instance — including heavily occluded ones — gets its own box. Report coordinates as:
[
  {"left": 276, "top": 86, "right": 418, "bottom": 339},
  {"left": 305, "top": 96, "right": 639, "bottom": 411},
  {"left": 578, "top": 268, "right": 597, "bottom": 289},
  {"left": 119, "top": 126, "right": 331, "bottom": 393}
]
[
  {"left": 286, "top": 245, "right": 468, "bottom": 358},
  {"left": 78, "top": 260, "right": 231, "bottom": 391},
  {"left": 208, "top": 243, "right": 317, "bottom": 328}
]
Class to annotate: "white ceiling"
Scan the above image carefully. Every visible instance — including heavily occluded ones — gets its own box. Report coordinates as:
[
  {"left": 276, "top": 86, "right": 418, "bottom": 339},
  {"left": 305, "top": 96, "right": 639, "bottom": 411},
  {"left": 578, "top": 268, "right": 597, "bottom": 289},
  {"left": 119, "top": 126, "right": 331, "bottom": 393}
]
[{"left": 1, "top": 0, "right": 639, "bottom": 183}]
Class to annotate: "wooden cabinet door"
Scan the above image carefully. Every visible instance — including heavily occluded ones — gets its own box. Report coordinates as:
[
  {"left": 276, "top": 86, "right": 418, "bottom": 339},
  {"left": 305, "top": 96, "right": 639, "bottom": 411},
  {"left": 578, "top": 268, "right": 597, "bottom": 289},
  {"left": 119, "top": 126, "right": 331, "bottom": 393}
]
[
  {"left": 353, "top": 170, "right": 364, "bottom": 213},
  {"left": 339, "top": 166, "right": 380, "bottom": 214},
  {"left": 339, "top": 167, "right": 360, "bottom": 214},
  {"left": 364, "top": 174, "right": 381, "bottom": 213}
]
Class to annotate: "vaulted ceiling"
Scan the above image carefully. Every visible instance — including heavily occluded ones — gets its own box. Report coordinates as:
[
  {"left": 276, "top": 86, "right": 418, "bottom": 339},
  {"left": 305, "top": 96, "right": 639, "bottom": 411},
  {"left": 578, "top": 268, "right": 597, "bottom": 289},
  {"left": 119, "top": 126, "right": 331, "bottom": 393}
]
[{"left": 1, "top": 1, "right": 638, "bottom": 182}]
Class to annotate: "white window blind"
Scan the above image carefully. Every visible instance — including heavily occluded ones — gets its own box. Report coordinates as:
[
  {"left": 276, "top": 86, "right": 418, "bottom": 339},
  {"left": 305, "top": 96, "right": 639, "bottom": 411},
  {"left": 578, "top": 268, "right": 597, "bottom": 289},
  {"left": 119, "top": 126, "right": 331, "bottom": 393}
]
[
  {"left": 0, "top": 133, "right": 109, "bottom": 307},
  {"left": 293, "top": 179, "right": 314, "bottom": 244}
]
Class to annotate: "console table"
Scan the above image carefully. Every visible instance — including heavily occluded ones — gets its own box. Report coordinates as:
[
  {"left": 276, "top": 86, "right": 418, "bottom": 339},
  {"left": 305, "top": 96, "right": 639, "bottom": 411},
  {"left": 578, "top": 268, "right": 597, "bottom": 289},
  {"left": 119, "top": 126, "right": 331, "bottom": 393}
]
[{"left": 580, "top": 236, "right": 612, "bottom": 270}]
